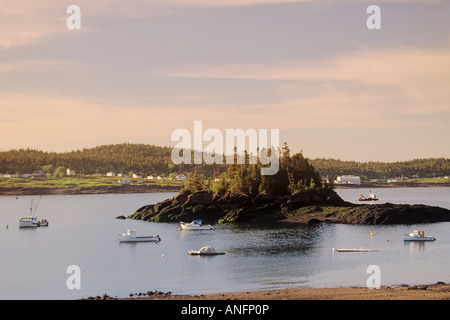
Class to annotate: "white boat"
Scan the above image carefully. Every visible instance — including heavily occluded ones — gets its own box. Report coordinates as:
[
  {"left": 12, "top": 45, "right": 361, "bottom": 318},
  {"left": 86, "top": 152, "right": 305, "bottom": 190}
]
[
  {"left": 117, "top": 229, "right": 161, "bottom": 243},
  {"left": 403, "top": 230, "right": 436, "bottom": 241},
  {"left": 18, "top": 199, "right": 48, "bottom": 228},
  {"left": 188, "top": 246, "right": 225, "bottom": 256},
  {"left": 180, "top": 220, "right": 213, "bottom": 230},
  {"left": 18, "top": 216, "right": 39, "bottom": 228}
]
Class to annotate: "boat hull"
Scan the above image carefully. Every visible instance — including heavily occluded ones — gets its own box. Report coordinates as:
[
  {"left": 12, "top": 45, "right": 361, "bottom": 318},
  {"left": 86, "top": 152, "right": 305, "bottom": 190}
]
[
  {"left": 188, "top": 246, "right": 225, "bottom": 255},
  {"left": 403, "top": 234, "right": 435, "bottom": 241},
  {"left": 179, "top": 221, "right": 213, "bottom": 230},
  {"left": 180, "top": 224, "right": 213, "bottom": 230},
  {"left": 118, "top": 235, "right": 161, "bottom": 243},
  {"left": 18, "top": 220, "right": 38, "bottom": 228},
  {"left": 188, "top": 251, "right": 225, "bottom": 255}
]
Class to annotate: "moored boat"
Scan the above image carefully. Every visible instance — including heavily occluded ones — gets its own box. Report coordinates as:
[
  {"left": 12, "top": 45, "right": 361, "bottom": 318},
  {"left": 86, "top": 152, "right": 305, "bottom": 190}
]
[
  {"left": 403, "top": 230, "right": 435, "bottom": 241},
  {"left": 18, "top": 216, "right": 39, "bottom": 228},
  {"left": 118, "top": 229, "right": 161, "bottom": 243},
  {"left": 18, "top": 198, "right": 48, "bottom": 228},
  {"left": 188, "top": 246, "right": 225, "bottom": 255},
  {"left": 180, "top": 220, "right": 213, "bottom": 230},
  {"left": 358, "top": 192, "right": 378, "bottom": 201}
]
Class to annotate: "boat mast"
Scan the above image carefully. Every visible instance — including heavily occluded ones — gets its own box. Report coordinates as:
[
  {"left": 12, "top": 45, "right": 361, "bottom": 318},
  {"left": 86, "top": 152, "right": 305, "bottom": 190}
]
[{"left": 34, "top": 196, "right": 42, "bottom": 215}]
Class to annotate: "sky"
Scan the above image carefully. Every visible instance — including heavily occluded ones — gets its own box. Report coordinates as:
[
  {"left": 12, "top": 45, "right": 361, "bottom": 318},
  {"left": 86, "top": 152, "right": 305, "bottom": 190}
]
[{"left": 0, "top": 0, "right": 449, "bottom": 162}]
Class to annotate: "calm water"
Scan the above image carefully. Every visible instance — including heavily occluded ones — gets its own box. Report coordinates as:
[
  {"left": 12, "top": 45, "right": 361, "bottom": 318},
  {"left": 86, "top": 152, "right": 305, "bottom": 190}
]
[{"left": 0, "top": 187, "right": 449, "bottom": 300}]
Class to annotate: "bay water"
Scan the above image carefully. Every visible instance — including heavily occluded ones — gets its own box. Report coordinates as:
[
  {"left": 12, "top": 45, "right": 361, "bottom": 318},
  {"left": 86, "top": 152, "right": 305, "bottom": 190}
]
[{"left": 0, "top": 187, "right": 449, "bottom": 299}]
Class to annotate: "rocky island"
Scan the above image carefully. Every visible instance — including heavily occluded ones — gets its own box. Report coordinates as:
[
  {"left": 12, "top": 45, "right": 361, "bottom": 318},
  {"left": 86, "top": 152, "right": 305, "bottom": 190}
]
[
  {"left": 128, "top": 189, "right": 450, "bottom": 225},
  {"left": 129, "top": 144, "right": 450, "bottom": 225}
]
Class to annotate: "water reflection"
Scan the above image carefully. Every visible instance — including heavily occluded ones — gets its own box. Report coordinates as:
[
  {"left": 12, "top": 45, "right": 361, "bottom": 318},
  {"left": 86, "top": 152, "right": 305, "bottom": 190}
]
[
  {"left": 226, "top": 222, "right": 326, "bottom": 257},
  {"left": 404, "top": 240, "right": 428, "bottom": 253}
]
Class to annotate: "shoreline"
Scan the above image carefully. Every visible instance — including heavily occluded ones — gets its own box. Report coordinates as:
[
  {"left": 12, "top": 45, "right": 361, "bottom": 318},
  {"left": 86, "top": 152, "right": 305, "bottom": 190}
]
[
  {"left": 1, "top": 182, "right": 449, "bottom": 197},
  {"left": 0, "top": 184, "right": 181, "bottom": 196},
  {"left": 334, "top": 182, "right": 450, "bottom": 189},
  {"left": 105, "top": 282, "right": 450, "bottom": 300}
]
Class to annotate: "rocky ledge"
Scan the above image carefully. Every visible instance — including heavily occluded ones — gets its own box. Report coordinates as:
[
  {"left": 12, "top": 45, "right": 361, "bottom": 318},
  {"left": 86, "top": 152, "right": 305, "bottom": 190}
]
[{"left": 127, "top": 190, "right": 450, "bottom": 225}]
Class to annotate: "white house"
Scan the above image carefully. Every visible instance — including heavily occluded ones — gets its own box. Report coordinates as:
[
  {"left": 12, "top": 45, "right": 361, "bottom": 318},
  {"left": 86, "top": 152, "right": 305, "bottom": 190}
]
[
  {"left": 334, "top": 175, "right": 361, "bottom": 185},
  {"left": 66, "top": 168, "right": 76, "bottom": 176},
  {"left": 106, "top": 171, "right": 116, "bottom": 177},
  {"left": 132, "top": 173, "right": 142, "bottom": 179}
]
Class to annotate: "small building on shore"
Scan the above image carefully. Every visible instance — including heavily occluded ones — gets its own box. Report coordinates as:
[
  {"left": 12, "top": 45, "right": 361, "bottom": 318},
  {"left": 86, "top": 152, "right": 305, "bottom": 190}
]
[{"left": 334, "top": 175, "right": 361, "bottom": 185}]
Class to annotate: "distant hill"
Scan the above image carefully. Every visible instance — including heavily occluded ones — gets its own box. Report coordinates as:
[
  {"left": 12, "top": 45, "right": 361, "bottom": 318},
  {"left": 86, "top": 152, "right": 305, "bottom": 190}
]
[
  {"left": 309, "top": 158, "right": 450, "bottom": 181},
  {"left": 1, "top": 143, "right": 449, "bottom": 181}
]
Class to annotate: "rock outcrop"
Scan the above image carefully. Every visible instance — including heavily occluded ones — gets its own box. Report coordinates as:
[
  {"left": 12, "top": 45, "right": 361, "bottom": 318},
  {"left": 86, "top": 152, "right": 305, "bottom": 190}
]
[{"left": 127, "top": 190, "right": 450, "bottom": 225}]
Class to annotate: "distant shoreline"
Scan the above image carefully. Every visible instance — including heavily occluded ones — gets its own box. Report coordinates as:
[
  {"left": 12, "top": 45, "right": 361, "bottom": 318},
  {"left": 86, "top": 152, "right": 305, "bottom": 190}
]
[
  {"left": 335, "top": 182, "right": 450, "bottom": 189},
  {"left": 0, "top": 184, "right": 181, "bottom": 196},
  {"left": 1, "top": 182, "right": 449, "bottom": 196}
]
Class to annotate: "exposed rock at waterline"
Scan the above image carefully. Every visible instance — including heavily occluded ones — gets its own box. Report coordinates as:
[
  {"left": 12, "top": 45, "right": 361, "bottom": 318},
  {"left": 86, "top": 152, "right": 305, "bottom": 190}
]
[{"left": 127, "top": 190, "right": 450, "bottom": 225}]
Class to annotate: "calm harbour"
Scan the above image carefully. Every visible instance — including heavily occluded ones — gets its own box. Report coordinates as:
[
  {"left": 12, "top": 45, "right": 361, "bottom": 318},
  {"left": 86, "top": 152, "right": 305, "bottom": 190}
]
[{"left": 0, "top": 187, "right": 449, "bottom": 299}]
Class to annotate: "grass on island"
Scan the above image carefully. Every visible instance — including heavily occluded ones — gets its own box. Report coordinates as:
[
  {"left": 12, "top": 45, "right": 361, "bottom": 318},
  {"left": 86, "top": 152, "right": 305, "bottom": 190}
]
[{"left": 0, "top": 175, "right": 183, "bottom": 190}]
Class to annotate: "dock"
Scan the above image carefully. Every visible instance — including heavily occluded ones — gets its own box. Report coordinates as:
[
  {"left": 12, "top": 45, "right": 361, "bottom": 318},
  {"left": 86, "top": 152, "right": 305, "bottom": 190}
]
[{"left": 333, "top": 248, "right": 378, "bottom": 252}]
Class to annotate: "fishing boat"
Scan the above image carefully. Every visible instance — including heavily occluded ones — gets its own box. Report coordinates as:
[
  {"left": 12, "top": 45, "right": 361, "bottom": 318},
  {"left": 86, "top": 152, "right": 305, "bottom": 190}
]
[
  {"left": 117, "top": 229, "right": 161, "bottom": 243},
  {"left": 188, "top": 246, "right": 225, "bottom": 256},
  {"left": 18, "top": 198, "right": 48, "bottom": 228},
  {"left": 358, "top": 192, "right": 378, "bottom": 201},
  {"left": 180, "top": 220, "right": 213, "bottom": 230},
  {"left": 403, "top": 230, "right": 436, "bottom": 241},
  {"left": 333, "top": 248, "right": 378, "bottom": 252}
]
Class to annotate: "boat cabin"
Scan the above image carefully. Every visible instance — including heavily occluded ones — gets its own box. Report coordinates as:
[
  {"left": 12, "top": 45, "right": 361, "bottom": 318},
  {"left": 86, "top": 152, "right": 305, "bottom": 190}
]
[
  {"left": 413, "top": 230, "right": 425, "bottom": 238},
  {"left": 125, "top": 229, "right": 137, "bottom": 237}
]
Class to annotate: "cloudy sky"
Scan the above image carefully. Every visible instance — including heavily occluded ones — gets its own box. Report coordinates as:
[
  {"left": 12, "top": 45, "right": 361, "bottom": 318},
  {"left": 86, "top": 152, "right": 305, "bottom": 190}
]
[{"left": 0, "top": 0, "right": 449, "bottom": 161}]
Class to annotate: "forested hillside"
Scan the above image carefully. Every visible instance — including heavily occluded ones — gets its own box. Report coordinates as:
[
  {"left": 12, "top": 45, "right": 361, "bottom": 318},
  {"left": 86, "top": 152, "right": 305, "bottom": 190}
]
[
  {"left": 309, "top": 158, "right": 450, "bottom": 181},
  {"left": 1, "top": 143, "right": 448, "bottom": 181}
]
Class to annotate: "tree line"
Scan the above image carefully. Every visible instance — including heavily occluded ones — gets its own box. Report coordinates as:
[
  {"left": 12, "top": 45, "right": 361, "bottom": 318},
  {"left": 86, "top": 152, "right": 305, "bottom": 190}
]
[
  {"left": 182, "top": 143, "right": 324, "bottom": 197},
  {"left": 1, "top": 143, "right": 448, "bottom": 181},
  {"left": 309, "top": 157, "right": 450, "bottom": 181}
]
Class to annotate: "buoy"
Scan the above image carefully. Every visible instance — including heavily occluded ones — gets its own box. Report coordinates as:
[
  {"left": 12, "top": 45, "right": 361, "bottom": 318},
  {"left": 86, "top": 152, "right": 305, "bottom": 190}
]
[
  {"left": 161, "top": 254, "right": 165, "bottom": 258},
  {"left": 179, "top": 227, "right": 182, "bottom": 231},
  {"left": 370, "top": 233, "right": 374, "bottom": 237}
]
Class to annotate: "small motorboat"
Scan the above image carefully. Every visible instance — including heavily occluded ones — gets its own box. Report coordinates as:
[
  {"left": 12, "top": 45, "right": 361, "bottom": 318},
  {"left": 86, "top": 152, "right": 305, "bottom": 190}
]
[
  {"left": 358, "top": 192, "right": 378, "bottom": 201},
  {"left": 37, "top": 219, "right": 49, "bottom": 227},
  {"left": 180, "top": 220, "right": 213, "bottom": 230},
  {"left": 117, "top": 229, "right": 161, "bottom": 243},
  {"left": 188, "top": 246, "right": 225, "bottom": 256},
  {"left": 403, "top": 230, "right": 436, "bottom": 241},
  {"left": 18, "top": 198, "right": 48, "bottom": 228}
]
